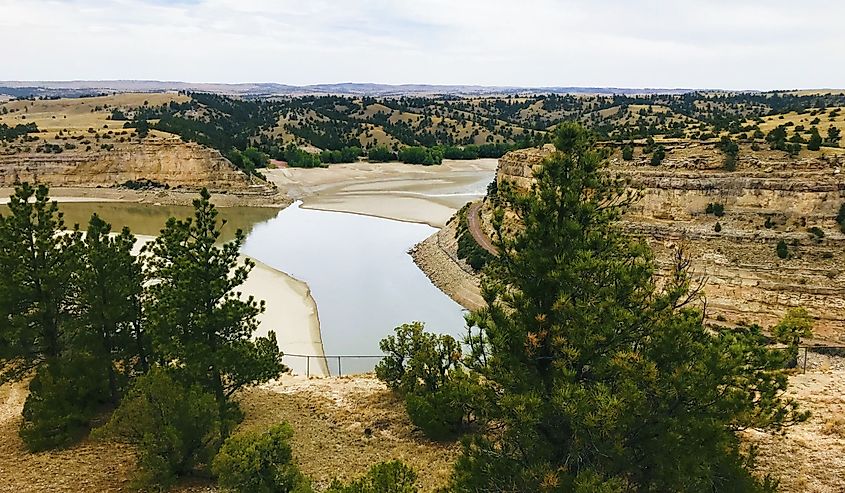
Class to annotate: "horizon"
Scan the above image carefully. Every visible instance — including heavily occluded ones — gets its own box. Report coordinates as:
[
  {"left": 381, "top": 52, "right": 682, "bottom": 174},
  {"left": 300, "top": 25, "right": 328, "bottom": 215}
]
[{"left": 5, "top": 79, "right": 845, "bottom": 94}]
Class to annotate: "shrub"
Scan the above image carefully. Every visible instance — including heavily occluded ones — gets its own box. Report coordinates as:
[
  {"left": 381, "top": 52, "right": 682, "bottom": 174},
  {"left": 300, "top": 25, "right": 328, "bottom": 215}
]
[
  {"left": 836, "top": 203, "right": 845, "bottom": 233},
  {"left": 705, "top": 202, "right": 725, "bottom": 217},
  {"left": 367, "top": 145, "right": 395, "bottom": 162},
  {"left": 621, "top": 145, "right": 633, "bottom": 161},
  {"left": 808, "top": 226, "right": 825, "bottom": 239},
  {"left": 94, "top": 368, "right": 220, "bottom": 490},
  {"left": 776, "top": 239, "right": 789, "bottom": 259},
  {"left": 376, "top": 323, "right": 474, "bottom": 440},
  {"left": 212, "top": 423, "right": 309, "bottom": 493},
  {"left": 20, "top": 354, "right": 111, "bottom": 451},
  {"left": 650, "top": 144, "right": 665, "bottom": 165},
  {"left": 326, "top": 460, "right": 419, "bottom": 493},
  {"left": 714, "top": 222, "right": 722, "bottom": 232},
  {"left": 397, "top": 146, "right": 443, "bottom": 165}
]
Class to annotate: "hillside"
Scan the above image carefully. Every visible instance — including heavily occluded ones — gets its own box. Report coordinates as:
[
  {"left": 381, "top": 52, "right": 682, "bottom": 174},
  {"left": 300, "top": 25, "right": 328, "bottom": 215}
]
[
  {"left": 416, "top": 141, "right": 845, "bottom": 341},
  {"left": 0, "top": 93, "right": 280, "bottom": 202},
  {"left": 3, "top": 91, "right": 844, "bottom": 185}
]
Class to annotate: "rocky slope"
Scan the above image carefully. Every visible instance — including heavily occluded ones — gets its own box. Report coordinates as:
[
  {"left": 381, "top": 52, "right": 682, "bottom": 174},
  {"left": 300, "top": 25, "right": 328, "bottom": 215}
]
[{"left": 492, "top": 142, "right": 845, "bottom": 340}]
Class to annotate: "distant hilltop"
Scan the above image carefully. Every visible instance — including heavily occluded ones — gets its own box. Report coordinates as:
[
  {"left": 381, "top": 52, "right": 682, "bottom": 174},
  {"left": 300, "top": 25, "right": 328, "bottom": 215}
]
[{"left": 0, "top": 80, "right": 702, "bottom": 98}]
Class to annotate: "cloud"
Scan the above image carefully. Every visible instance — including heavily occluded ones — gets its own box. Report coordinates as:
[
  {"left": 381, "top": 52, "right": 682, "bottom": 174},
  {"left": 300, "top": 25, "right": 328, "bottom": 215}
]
[{"left": 0, "top": 0, "right": 842, "bottom": 89}]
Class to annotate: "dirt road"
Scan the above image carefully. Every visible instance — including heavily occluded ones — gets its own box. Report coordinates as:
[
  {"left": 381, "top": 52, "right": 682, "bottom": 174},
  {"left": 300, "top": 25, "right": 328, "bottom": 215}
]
[{"left": 467, "top": 201, "right": 498, "bottom": 255}]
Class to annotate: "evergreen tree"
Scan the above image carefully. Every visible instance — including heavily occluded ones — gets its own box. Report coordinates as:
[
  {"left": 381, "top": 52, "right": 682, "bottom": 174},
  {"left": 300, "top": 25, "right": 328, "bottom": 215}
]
[
  {"left": 0, "top": 183, "right": 79, "bottom": 383},
  {"left": 74, "top": 214, "right": 146, "bottom": 403},
  {"left": 807, "top": 127, "right": 822, "bottom": 151},
  {"left": 826, "top": 125, "right": 842, "bottom": 147},
  {"left": 453, "top": 123, "right": 806, "bottom": 492},
  {"left": 143, "top": 189, "right": 285, "bottom": 441}
]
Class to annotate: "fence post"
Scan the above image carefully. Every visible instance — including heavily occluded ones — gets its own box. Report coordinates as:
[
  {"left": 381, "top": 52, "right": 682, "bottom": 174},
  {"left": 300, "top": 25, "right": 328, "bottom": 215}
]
[
  {"left": 338, "top": 356, "right": 342, "bottom": 376},
  {"left": 306, "top": 356, "right": 310, "bottom": 378},
  {"left": 803, "top": 347, "right": 808, "bottom": 374}
]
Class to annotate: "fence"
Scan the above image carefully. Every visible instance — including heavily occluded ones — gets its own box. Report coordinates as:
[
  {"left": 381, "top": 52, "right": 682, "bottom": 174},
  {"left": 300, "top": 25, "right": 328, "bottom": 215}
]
[
  {"left": 798, "top": 345, "right": 845, "bottom": 373},
  {"left": 282, "top": 345, "right": 845, "bottom": 378},
  {"left": 283, "top": 353, "right": 383, "bottom": 378}
]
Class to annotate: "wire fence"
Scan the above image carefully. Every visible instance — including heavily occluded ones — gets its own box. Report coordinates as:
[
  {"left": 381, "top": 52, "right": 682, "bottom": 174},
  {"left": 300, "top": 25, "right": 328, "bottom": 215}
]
[
  {"left": 283, "top": 353, "right": 383, "bottom": 378},
  {"left": 282, "top": 345, "right": 845, "bottom": 378}
]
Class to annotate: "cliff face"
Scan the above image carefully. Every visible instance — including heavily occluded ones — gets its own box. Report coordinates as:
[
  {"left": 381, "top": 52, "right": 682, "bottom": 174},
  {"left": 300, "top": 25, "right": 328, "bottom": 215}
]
[
  {"left": 0, "top": 138, "right": 256, "bottom": 190},
  {"left": 496, "top": 143, "right": 845, "bottom": 340}
]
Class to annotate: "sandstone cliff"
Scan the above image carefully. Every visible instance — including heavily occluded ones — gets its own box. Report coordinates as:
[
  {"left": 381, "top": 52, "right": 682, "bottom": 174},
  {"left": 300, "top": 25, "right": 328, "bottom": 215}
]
[
  {"left": 494, "top": 143, "right": 845, "bottom": 340},
  {"left": 0, "top": 137, "right": 260, "bottom": 191}
]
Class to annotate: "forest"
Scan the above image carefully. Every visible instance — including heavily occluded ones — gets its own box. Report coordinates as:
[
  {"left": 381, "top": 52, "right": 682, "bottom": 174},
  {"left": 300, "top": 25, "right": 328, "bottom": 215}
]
[{"left": 97, "top": 90, "right": 845, "bottom": 174}]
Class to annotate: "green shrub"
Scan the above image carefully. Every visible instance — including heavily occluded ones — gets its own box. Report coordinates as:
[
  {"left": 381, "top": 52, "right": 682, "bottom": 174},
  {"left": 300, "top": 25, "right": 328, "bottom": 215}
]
[
  {"left": 397, "top": 146, "right": 443, "bottom": 165},
  {"left": 94, "top": 368, "right": 220, "bottom": 490},
  {"left": 650, "top": 145, "right": 665, "bottom": 165},
  {"left": 836, "top": 203, "right": 845, "bottom": 233},
  {"left": 326, "top": 460, "right": 419, "bottom": 493},
  {"left": 367, "top": 145, "right": 395, "bottom": 163},
  {"left": 404, "top": 373, "right": 475, "bottom": 441},
  {"left": 705, "top": 202, "right": 725, "bottom": 217},
  {"left": 714, "top": 222, "right": 722, "bottom": 232},
  {"left": 212, "top": 423, "right": 309, "bottom": 493},
  {"left": 19, "top": 354, "right": 111, "bottom": 451},
  {"left": 376, "top": 322, "right": 460, "bottom": 394},
  {"left": 776, "top": 239, "right": 789, "bottom": 259},
  {"left": 621, "top": 145, "right": 633, "bottom": 161},
  {"left": 376, "top": 323, "right": 474, "bottom": 440}
]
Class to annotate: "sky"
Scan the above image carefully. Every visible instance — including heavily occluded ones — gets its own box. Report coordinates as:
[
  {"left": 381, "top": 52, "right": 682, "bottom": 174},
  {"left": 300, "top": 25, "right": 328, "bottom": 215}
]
[{"left": 0, "top": 0, "right": 843, "bottom": 90}]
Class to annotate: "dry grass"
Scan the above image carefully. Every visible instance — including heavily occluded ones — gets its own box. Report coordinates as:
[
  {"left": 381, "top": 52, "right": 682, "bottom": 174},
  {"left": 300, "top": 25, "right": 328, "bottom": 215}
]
[{"left": 0, "top": 375, "right": 458, "bottom": 493}]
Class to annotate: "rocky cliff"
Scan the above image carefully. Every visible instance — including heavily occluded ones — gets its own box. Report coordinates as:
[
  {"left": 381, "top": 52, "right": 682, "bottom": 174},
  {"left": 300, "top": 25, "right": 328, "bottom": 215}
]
[
  {"left": 494, "top": 143, "right": 845, "bottom": 340},
  {"left": 0, "top": 137, "right": 258, "bottom": 191}
]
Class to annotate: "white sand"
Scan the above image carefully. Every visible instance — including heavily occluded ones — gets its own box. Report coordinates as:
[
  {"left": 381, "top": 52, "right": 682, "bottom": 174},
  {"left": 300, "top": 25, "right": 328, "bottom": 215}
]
[{"left": 266, "top": 158, "right": 498, "bottom": 227}]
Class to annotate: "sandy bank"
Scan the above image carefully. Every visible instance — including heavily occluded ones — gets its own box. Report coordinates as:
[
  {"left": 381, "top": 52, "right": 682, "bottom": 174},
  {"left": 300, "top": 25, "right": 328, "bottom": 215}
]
[
  {"left": 246, "top": 259, "right": 328, "bottom": 377},
  {"left": 266, "top": 159, "right": 497, "bottom": 227}
]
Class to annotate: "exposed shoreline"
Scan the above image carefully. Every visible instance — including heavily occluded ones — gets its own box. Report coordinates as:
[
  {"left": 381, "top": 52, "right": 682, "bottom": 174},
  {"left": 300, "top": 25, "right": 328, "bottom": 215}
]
[{"left": 0, "top": 186, "right": 290, "bottom": 208}]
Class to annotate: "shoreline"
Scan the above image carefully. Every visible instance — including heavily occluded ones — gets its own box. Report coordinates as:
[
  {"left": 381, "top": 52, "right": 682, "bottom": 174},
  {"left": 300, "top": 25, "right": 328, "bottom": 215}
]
[
  {"left": 247, "top": 258, "right": 330, "bottom": 377},
  {"left": 0, "top": 185, "right": 291, "bottom": 208}
]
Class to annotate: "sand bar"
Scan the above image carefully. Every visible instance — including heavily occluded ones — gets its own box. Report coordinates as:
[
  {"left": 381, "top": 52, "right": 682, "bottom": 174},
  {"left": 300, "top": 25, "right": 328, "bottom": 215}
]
[{"left": 266, "top": 158, "right": 498, "bottom": 227}]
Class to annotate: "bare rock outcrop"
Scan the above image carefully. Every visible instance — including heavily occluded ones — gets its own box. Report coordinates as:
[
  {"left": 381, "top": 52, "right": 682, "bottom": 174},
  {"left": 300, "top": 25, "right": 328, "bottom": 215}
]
[
  {"left": 494, "top": 143, "right": 845, "bottom": 340},
  {"left": 0, "top": 137, "right": 263, "bottom": 192}
]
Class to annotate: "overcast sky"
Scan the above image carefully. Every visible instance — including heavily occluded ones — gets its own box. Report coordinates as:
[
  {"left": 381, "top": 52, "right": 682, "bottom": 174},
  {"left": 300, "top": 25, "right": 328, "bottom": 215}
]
[{"left": 1, "top": 0, "right": 842, "bottom": 89}]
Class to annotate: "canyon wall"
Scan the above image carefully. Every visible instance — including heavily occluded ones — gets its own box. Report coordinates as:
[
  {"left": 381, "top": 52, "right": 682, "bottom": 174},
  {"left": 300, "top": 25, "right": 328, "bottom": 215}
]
[
  {"left": 0, "top": 137, "right": 257, "bottom": 191},
  {"left": 495, "top": 143, "right": 845, "bottom": 341}
]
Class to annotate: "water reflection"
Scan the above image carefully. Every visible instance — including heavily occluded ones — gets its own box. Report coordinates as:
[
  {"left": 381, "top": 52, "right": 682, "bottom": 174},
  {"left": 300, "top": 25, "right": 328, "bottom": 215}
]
[{"left": 6, "top": 202, "right": 281, "bottom": 243}]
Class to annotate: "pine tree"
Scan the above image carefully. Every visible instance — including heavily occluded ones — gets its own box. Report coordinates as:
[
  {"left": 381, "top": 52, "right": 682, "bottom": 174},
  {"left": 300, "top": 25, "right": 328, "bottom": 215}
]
[
  {"left": 144, "top": 188, "right": 285, "bottom": 440},
  {"left": 454, "top": 123, "right": 806, "bottom": 492},
  {"left": 74, "top": 214, "right": 146, "bottom": 403},
  {"left": 0, "top": 183, "right": 79, "bottom": 383},
  {"left": 807, "top": 127, "right": 822, "bottom": 151}
]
